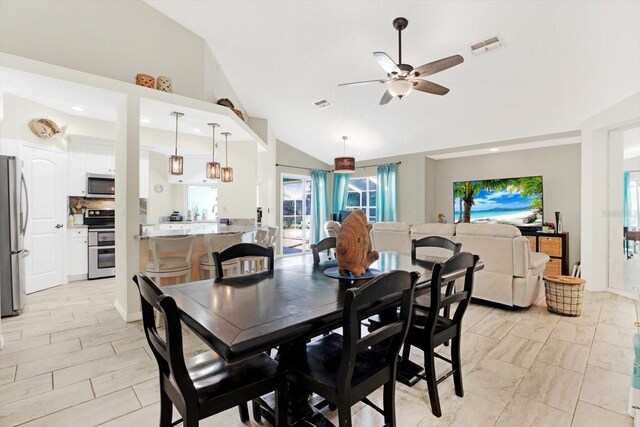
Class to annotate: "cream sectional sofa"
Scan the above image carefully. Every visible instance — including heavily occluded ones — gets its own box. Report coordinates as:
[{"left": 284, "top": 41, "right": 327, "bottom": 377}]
[{"left": 370, "top": 222, "right": 550, "bottom": 307}]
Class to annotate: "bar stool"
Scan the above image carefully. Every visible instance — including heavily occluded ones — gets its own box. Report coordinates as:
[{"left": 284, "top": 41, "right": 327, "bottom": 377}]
[
  {"left": 145, "top": 236, "right": 195, "bottom": 286},
  {"left": 199, "top": 233, "right": 243, "bottom": 279},
  {"left": 240, "top": 229, "right": 271, "bottom": 274},
  {"left": 267, "top": 226, "right": 279, "bottom": 247}
]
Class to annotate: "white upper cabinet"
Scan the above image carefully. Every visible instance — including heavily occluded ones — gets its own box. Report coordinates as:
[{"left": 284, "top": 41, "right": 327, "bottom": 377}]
[
  {"left": 67, "top": 140, "right": 87, "bottom": 196},
  {"left": 167, "top": 155, "right": 213, "bottom": 185},
  {"left": 86, "top": 144, "right": 115, "bottom": 175}
]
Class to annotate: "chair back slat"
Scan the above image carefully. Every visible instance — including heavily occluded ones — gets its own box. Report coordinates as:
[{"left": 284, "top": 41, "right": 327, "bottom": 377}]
[
  {"left": 213, "top": 243, "right": 275, "bottom": 278},
  {"left": 338, "top": 270, "right": 418, "bottom": 393},
  {"left": 149, "top": 236, "right": 196, "bottom": 270},
  {"left": 310, "top": 237, "right": 336, "bottom": 265},
  {"left": 411, "top": 236, "right": 461, "bottom": 259},
  {"left": 133, "top": 273, "right": 197, "bottom": 402},
  {"left": 254, "top": 229, "right": 269, "bottom": 247},
  {"left": 203, "top": 233, "right": 242, "bottom": 265},
  {"left": 422, "top": 252, "right": 479, "bottom": 338}
]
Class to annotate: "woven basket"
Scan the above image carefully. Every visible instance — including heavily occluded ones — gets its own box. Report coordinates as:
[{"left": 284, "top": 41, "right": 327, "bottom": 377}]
[
  {"left": 156, "top": 76, "right": 173, "bottom": 93},
  {"left": 544, "top": 275, "right": 586, "bottom": 316},
  {"left": 135, "top": 74, "right": 155, "bottom": 88}
]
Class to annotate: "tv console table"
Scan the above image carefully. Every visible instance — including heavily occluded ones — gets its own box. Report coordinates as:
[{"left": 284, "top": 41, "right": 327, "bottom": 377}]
[{"left": 521, "top": 231, "right": 569, "bottom": 276}]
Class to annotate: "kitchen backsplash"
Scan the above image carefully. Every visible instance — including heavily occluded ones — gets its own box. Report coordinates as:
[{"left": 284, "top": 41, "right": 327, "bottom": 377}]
[{"left": 68, "top": 197, "right": 149, "bottom": 224}]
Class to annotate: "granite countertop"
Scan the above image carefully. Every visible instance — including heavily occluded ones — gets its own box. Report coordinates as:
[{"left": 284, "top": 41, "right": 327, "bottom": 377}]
[
  {"left": 158, "top": 220, "right": 218, "bottom": 224},
  {"left": 135, "top": 224, "right": 257, "bottom": 240},
  {"left": 68, "top": 224, "right": 88, "bottom": 228}
]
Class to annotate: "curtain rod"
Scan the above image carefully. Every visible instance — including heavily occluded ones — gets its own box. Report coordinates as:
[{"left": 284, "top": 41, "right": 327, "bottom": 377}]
[
  {"left": 354, "top": 161, "right": 402, "bottom": 170},
  {"left": 275, "top": 161, "right": 401, "bottom": 172}
]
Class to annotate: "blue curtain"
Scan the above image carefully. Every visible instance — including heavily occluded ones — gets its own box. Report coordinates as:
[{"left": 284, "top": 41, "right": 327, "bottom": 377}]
[
  {"left": 332, "top": 173, "right": 350, "bottom": 215},
  {"left": 376, "top": 163, "right": 398, "bottom": 222},
  {"left": 624, "top": 171, "right": 630, "bottom": 228},
  {"left": 310, "top": 170, "right": 329, "bottom": 244}
]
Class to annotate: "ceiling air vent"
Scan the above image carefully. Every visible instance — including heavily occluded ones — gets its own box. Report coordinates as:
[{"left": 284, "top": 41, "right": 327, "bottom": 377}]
[
  {"left": 470, "top": 35, "right": 502, "bottom": 55},
  {"left": 312, "top": 99, "right": 332, "bottom": 109}
]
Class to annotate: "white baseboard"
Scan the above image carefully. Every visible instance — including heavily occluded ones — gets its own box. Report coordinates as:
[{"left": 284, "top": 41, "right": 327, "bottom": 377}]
[{"left": 113, "top": 300, "right": 142, "bottom": 323}]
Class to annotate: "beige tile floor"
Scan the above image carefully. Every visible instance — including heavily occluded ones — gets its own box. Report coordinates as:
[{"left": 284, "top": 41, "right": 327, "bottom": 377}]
[{"left": 0, "top": 278, "right": 637, "bottom": 426}]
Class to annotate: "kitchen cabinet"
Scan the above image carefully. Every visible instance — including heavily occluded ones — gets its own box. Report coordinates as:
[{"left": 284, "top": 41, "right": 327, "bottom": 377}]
[
  {"left": 67, "top": 228, "right": 88, "bottom": 281},
  {"left": 86, "top": 144, "right": 115, "bottom": 174},
  {"left": 167, "top": 155, "right": 213, "bottom": 185},
  {"left": 67, "top": 141, "right": 87, "bottom": 196}
]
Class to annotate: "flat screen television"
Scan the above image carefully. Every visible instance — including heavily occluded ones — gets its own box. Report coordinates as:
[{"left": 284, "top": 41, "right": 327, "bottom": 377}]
[{"left": 453, "top": 176, "right": 543, "bottom": 229}]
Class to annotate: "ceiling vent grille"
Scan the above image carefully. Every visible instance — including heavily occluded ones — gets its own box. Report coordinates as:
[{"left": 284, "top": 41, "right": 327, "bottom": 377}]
[
  {"left": 312, "top": 99, "right": 332, "bottom": 109},
  {"left": 470, "top": 35, "right": 502, "bottom": 55}
]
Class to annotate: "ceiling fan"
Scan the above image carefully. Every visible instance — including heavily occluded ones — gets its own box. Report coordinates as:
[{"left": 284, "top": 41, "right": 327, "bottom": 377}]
[{"left": 339, "top": 17, "right": 464, "bottom": 105}]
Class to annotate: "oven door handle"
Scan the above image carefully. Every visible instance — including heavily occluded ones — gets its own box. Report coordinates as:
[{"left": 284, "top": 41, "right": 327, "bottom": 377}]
[{"left": 88, "top": 245, "right": 116, "bottom": 250}]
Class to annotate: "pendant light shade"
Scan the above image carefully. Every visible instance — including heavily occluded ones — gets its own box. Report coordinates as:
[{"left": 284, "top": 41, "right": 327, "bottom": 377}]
[
  {"left": 169, "top": 111, "right": 184, "bottom": 175},
  {"left": 221, "top": 132, "right": 233, "bottom": 183},
  {"left": 334, "top": 136, "right": 355, "bottom": 173},
  {"left": 206, "top": 122, "right": 221, "bottom": 180}
]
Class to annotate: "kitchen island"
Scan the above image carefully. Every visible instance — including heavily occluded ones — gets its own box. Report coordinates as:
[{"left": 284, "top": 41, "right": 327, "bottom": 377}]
[{"left": 135, "top": 224, "right": 257, "bottom": 283}]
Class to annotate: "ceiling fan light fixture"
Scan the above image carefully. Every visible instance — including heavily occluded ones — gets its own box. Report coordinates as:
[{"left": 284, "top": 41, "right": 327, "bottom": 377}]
[{"left": 388, "top": 79, "right": 413, "bottom": 98}]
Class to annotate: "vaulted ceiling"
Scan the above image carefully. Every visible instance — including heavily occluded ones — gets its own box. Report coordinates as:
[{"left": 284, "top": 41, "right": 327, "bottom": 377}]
[{"left": 146, "top": 0, "right": 640, "bottom": 162}]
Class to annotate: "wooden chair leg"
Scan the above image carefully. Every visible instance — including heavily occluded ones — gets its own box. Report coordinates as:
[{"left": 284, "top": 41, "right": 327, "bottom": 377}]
[
  {"left": 337, "top": 401, "right": 352, "bottom": 427},
  {"left": 424, "top": 349, "right": 442, "bottom": 417},
  {"left": 159, "top": 386, "right": 173, "bottom": 427},
  {"left": 252, "top": 399, "right": 262, "bottom": 422},
  {"left": 452, "top": 335, "right": 464, "bottom": 397},
  {"left": 383, "top": 378, "right": 397, "bottom": 426},
  {"left": 238, "top": 403, "right": 249, "bottom": 422},
  {"left": 275, "top": 380, "right": 288, "bottom": 427},
  {"left": 401, "top": 342, "right": 411, "bottom": 363}
]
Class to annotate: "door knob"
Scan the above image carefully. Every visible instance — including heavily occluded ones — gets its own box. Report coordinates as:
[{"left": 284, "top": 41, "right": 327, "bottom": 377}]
[{"left": 55, "top": 224, "right": 63, "bottom": 229}]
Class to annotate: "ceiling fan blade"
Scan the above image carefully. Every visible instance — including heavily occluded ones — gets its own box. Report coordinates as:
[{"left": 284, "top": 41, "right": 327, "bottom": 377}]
[
  {"left": 411, "top": 55, "right": 464, "bottom": 78},
  {"left": 412, "top": 79, "right": 450, "bottom": 96},
  {"left": 373, "top": 52, "right": 401, "bottom": 75},
  {"left": 379, "top": 89, "right": 393, "bottom": 105},
  {"left": 338, "top": 79, "right": 389, "bottom": 87}
]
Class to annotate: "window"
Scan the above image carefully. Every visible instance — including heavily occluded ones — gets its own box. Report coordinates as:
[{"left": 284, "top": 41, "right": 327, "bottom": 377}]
[
  {"left": 187, "top": 185, "right": 217, "bottom": 220},
  {"left": 346, "top": 177, "right": 377, "bottom": 222}
]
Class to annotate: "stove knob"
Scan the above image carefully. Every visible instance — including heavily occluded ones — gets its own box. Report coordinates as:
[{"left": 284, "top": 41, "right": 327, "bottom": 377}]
[
  {"left": 95, "top": 210, "right": 100, "bottom": 215},
  {"left": 88, "top": 210, "right": 93, "bottom": 215}
]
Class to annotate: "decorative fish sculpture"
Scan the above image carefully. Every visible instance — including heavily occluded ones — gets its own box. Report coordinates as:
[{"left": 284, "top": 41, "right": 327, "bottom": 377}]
[{"left": 336, "top": 210, "right": 379, "bottom": 276}]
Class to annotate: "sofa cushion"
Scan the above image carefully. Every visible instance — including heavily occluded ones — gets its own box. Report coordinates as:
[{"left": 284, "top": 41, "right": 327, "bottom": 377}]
[
  {"left": 455, "top": 223, "right": 522, "bottom": 238},
  {"left": 370, "top": 222, "right": 412, "bottom": 253},
  {"left": 372, "top": 222, "right": 412, "bottom": 232},
  {"left": 410, "top": 223, "right": 456, "bottom": 238}
]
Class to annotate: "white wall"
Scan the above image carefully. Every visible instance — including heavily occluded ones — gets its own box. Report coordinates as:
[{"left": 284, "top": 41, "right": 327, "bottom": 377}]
[
  {"left": 0, "top": 0, "right": 243, "bottom": 107},
  {"left": 250, "top": 117, "right": 277, "bottom": 227},
  {"left": 431, "top": 144, "right": 582, "bottom": 267},
  {"left": 216, "top": 141, "right": 257, "bottom": 219},
  {"left": 147, "top": 151, "right": 185, "bottom": 224}
]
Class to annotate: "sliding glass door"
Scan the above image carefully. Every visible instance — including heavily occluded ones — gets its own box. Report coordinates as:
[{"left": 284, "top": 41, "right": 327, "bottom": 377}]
[{"left": 281, "top": 174, "right": 312, "bottom": 255}]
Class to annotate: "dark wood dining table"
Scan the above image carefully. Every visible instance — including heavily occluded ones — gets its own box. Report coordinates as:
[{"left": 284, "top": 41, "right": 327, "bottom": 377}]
[{"left": 163, "top": 251, "right": 482, "bottom": 425}]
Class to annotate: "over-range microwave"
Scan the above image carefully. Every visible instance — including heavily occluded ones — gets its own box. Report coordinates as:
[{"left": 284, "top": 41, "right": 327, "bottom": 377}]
[{"left": 86, "top": 173, "right": 115, "bottom": 198}]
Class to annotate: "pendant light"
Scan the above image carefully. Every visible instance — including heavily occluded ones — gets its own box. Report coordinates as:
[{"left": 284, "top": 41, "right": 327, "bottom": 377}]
[
  {"left": 221, "top": 132, "right": 233, "bottom": 183},
  {"left": 334, "top": 135, "right": 355, "bottom": 173},
  {"left": 168, "top": 111, "right": 184, "bottom": 175},
  {"left": 206, "top": 122, "right": 221, "bottom": 180}
]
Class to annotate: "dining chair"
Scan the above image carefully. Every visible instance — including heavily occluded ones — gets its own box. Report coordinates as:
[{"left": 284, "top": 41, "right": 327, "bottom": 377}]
[
  {"left": 199, "top": 233, "right": 242, "bottom": 279},
  {"left": 310, "top": 237, "right": 337, "bottom": 265},
  {"left": 324, "top": 220, "right": 341, "bottom": 238},
  {"left": 240, "top": 229, "right": 271, "bottom": 273},
  {"left": 145, "top": 236, "right": 196, "bottom": 285},
  {"left": 412, "top": 236, "right": 462, "bottom": 320},
  {"left": 132, "top": 273, "right": 288, "bottom": 427},
  {"left": 267, "top": 226, "right": 279, "bottom": 247},
  {"left": 280, "top": 270, "right": 418, "bottom": 427},
  {"left": 402, "top": 252, "right": 480, "bottom": 417},
  {"left": 213, "top": 243, "right": 274, "bottom": 279}
]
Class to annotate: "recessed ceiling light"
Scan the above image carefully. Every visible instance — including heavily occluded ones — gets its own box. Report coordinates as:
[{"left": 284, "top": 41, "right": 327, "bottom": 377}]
[
  {"left": 71, "top": 106, "right": 84, "bottom": 112},
  {"left": 194, "top": 128, "right": 201, "bottom": 133},
  {"left": 140, "top": 118, "right": 150, "bottom": 124},
  {"left": 489, "top": 148, "right": 500, "bottom": 152}
]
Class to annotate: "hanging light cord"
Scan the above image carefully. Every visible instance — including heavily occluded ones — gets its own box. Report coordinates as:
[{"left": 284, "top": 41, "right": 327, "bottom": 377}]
[
  {"left": 225, "top": 133, "right": 229, "bottom": 166},
  {"left": 343, "top": 136, "right": 348, "bottom": 156},
  {"left": 174, "top": 113, "right": 179, "bottom": 156},
  {"left": 211, "top": 126, "right": 216, "bottom": 163}
]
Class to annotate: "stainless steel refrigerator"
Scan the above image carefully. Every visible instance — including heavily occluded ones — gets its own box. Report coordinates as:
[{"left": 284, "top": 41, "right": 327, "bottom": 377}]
[{"left": 0, "top": 156, "right": 29, "bottom": 317}]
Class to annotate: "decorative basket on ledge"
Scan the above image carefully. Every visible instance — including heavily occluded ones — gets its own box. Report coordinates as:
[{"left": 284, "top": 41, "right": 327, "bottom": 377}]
[{"left": 544, "top": 274, "right": 586, "bottom": 316}]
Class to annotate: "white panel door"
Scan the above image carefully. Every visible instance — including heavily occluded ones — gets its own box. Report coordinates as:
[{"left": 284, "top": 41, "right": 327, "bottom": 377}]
[{"left": 22, "top": 146, "right": 64, "bottom": 293}]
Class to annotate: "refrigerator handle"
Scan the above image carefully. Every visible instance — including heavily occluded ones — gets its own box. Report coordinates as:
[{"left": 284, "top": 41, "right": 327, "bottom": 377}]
[{"left": 21, "top": 172, "right": 29, "bottom": 235}]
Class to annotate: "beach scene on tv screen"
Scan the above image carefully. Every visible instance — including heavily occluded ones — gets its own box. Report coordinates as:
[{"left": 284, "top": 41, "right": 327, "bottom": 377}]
[{"left": 453, "top": 176, "right": 543, "bottom": 228}]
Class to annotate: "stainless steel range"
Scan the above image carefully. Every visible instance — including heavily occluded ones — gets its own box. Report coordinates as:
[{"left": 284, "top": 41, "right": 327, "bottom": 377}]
[{"left": 85, "top": 209, "right": 115, "bottom": 279}]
